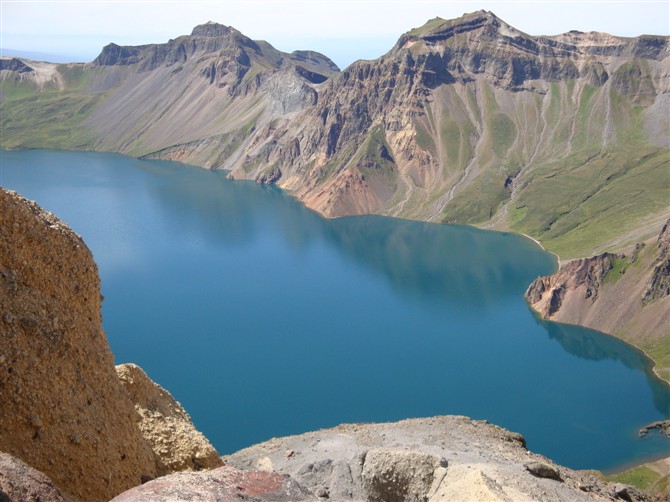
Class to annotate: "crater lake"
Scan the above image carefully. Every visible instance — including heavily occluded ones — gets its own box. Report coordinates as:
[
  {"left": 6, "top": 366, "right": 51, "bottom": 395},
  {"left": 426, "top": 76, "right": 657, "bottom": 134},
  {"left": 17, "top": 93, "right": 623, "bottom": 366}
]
[{"left": 2, "top": 149, "right": 668, "bottom": 471}]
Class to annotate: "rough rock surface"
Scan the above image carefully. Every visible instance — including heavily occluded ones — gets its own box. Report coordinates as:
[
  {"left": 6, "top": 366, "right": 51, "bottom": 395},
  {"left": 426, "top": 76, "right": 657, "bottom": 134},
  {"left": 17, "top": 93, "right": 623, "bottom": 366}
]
[
  {"left": 116, "top": 363, "right": 223, "bottom": 472},
  {"left": 526, "top": 219, "right": 670, "bottom": 382},
  {"left": 0, "top": 189, "right": 161, "bottom": 501},
  {"left": 222, "top": 416, "right": 642, "bottom": 501},
  {"left": 110, "top": 466, "right": 313, "bottom": 502},
  {"left": 0, "top": 452, "right": 65, "bottom": 502},
  {"left": 643, "top": 220, "right": 670, "bottom": 305},
  {"left": 361, "top": 448, "right": 447, "bottom": 502}
]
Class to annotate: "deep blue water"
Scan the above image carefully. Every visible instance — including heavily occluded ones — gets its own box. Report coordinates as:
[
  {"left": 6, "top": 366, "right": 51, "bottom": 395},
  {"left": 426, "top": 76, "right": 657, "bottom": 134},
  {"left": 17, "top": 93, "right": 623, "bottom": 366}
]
[{"left": 1, "top": 149, "right": 668, "bottom": 471}]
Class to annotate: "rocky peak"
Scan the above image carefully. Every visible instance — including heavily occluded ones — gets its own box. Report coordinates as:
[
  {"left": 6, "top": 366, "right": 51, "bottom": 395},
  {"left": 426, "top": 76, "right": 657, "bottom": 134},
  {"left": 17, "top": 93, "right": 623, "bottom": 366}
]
[
  {"left": 191, "top": 21, "right": 233, "bottom": 38},
  {"left": 93, "top": 42, "right": 143, "bottom": 66}
]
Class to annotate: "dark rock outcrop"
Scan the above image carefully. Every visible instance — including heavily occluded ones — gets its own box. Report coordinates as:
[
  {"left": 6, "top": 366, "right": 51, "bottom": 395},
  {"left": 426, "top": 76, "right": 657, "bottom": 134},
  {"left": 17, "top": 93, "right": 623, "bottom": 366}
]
[
  {"left": 643, "top": 220, "right": 670, "bottom": 305},
  {"left": 93, "top": 43, "right": 143, "bottom": 66},
  {"left": 0, "top": 58, "right": 33, "bottom": 73},
  {"left": 525, "top": 252, "right": 617, "bottom": 316},
  {"left": 524, "top": 461, "right": 562, "bottom": 481},
  {"left": 638, "top": 419, "right": 670, "bottom": 438}
]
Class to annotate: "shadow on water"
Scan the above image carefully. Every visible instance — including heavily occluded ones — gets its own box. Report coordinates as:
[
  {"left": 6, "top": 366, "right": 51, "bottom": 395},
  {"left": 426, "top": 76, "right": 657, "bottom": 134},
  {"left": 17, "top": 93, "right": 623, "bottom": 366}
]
[
  {"left": 139, "top": 161, "right": 557, "bottom": 308},
  {"left": 535, "top": 313, "right": 670, "bottom": 415}
]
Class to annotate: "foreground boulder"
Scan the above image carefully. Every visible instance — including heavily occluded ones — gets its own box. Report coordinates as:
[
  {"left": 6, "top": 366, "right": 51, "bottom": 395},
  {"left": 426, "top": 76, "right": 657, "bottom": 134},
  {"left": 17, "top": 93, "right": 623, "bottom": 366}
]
[
  {"left": 116, "top": 363, "right": 223, "bottom": 472},
  {"left": 0, "top": 189, "right": 161, "bottom": 501},
  {"left": 226, "top": 416, "right": 648, "bottom": 501},
  {"left": 0, "top": 452, "right": 65, "bottom": 501}
]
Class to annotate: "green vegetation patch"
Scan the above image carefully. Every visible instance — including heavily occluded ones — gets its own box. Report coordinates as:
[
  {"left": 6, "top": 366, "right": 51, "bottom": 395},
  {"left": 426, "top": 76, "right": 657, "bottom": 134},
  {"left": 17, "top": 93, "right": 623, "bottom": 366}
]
[
  {"left": 353, "top": 126, "right": 397, "bottom": 185},
  {"left": 1, "top": 86, "right": 101, "bottom": 149},
  {"left": 609, "top": 465, "right": 660, "bottom": 491},
  {"left": 509, "top": 146, "right": 670, "bottom": 258},
  {"left": 442, "top": 160, "right": 520, "bottom": 224},
  {"left": 0, "top": 65, "right": 105, "bottom": 149},
  {"left": 489, "top": 112, "right": 517, "bottom": 158},
  {"left": 414, "top": 118, "right": 436, "bottom": 155},
  {"left": 439, "top": 115, "right": 474, "bottom": 176},
  {"left": 643, "top": 335, "right": 670, "bottom": 383},
  {"left": 407, "top": 17, "right": 448, "bottom": 37},
  {"left": 602, "top": 256, "right": 628, "bottom": 285}
]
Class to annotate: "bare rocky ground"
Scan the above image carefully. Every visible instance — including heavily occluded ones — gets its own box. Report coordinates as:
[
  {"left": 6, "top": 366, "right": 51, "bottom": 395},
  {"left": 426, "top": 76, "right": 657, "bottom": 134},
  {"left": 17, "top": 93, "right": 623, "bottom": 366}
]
[
  {"left": 114, "top": 416, "right": 649, "bottom": 501},
  {"left": 224, "top": 416, "right": 647, "bottom": 502}
]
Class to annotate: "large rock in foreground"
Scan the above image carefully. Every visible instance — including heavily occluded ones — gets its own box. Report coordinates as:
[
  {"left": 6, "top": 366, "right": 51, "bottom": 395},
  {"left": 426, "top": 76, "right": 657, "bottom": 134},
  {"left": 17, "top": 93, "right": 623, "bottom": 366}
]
[
  {"left": 115, "top": 416, "right": 647, "bottom": 501},
  {"left": 0, "top": 189, "right": 161, "bottom": 501},
  {"left": 116, "top": 363, "right": 223, "bottom": 472},
  {"left": 226, "top": 416, "right": 641, "bottom": 501}
]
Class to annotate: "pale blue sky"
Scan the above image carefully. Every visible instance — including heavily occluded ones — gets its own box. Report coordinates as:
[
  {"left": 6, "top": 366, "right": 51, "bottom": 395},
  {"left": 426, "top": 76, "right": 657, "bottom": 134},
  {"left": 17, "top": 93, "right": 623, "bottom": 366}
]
[{"left": 2, "top": 1, "right": 669, "bottom": 69}]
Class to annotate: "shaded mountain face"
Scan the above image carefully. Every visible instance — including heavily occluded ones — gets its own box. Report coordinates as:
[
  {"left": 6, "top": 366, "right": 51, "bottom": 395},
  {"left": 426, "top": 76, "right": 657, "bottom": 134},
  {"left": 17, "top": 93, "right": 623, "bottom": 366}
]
[{"left": 1, "top": 11, "right": 668, "bottom": 259}]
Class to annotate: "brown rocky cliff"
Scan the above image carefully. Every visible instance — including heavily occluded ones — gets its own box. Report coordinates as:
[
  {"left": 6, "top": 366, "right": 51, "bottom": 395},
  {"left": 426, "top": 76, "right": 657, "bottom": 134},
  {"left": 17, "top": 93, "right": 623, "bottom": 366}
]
[
  {"left": 526, "top": 219, "right": 670, "bottom": 381},
  {"left": 0, "top": 189, "right": 161, "bottom": 501}
]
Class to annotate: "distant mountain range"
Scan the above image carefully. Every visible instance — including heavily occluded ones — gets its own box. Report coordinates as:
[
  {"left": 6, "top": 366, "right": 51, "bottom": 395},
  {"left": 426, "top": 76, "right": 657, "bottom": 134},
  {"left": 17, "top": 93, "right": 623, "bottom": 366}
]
[{"left": 1, "top": 10, "right": 668, "bottom": 379}]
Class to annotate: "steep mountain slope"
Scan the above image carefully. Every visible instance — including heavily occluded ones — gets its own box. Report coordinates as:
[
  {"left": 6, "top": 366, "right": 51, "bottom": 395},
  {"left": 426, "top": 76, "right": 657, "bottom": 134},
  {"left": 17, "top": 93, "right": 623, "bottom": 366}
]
[
  {"left": 225, "top": 11, "right": 669, "bottom": 260},
  {"left": 0, "top": 21, "right": 339, "bottom": 167},
  {"left": 2, "top": 12, "right": 667, "bottom": 259}
]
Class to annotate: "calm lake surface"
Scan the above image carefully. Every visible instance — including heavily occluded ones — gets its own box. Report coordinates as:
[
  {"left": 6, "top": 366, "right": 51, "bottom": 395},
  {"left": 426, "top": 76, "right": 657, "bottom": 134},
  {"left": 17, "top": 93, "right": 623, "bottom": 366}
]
[{"left": 2, "top": 149, "right": 668, "bottom": 471}]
